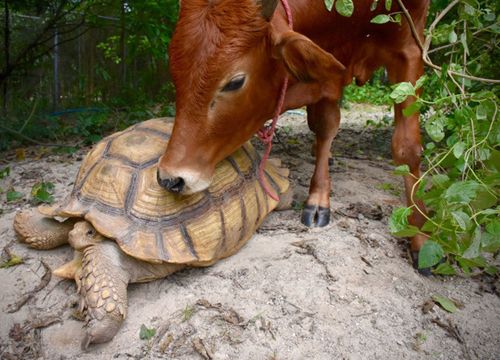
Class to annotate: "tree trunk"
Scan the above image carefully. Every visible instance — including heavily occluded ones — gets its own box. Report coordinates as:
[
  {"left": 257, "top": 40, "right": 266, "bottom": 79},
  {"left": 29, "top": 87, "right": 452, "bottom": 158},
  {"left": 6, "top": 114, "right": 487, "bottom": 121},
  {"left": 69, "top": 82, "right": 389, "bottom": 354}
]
[
  {"left": 53, "top": 28, "right": 60, "bottom": 110},
  {"left": 120, "top": 0, "right": 126, "bottom": 86},
  {"left": 3, "top": 0, "right": 10, "bottom": 115}
]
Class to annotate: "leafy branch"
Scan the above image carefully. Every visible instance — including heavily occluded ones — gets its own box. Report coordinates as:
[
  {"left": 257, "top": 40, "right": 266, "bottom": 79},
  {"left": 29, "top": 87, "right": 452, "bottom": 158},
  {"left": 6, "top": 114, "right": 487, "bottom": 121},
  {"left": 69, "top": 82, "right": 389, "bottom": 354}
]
[
  {"left": 396, "top": 0, "right": 500, "bottom": 84},
  {"left": 386, "top": 0, "right": 500, "bottom": 275}
]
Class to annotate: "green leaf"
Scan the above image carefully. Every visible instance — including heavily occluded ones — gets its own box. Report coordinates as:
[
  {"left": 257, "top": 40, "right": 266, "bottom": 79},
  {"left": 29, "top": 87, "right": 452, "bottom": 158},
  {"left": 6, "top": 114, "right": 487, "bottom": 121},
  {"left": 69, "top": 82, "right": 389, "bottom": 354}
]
[
  {"left": 402, "top": 101, "right": 421, "bottom": 117},
  {"left": 444, "top": 181, "right": 480, "bottom": 204},
  {"left": 463, "top": 3, "right": 475, "bottom": 16},
  {"left": 139, "top": 324, "right": 156, "bottom": 340},
  {"left": 484, "top": 12, "right": 495, "bottom": 22},
  {"left": 476, "top": 104, "right": 488, "bottom": 120},
  {"left": 458, "top": 256, "right": 487, "bottom": 269},
  {"left": 463, "top": 227, "right": 481, "bottom": 259},
  {"left": 389, "top": 207, "right": 419, "bottom": 237},
  {"left": 457, "top": 257, "right": 472, "bottom": 274},
  {"left": 31, "top": 182, "right": 55, "bottom": 205},
  {"left": 324, "top": 0, "right": 334, "bottom": 11},
  {"left": 7, "top": 190, "right": 23, "bottom": 202},
  {"left": 433, "top": 262, "right": 456, "bottom": 276},
  {"left": 371, "top": 14, "right": 391, "bottom": 24},
  {"left": 421, "top": 220, "right": 437, "bottom": 233},
  {"left": 335, "top": 0, "right": 354, "bottom": 17},
  {"left": 418, "top": 240, "right": 444, "bottom": 269},
  {"left": 482, "top": 220, "right": 500, "bottom": 252},
  {"left": 460, "top": 32, "right": 469, "bottom": 55},
  {"left": 451, "top": 211, "right": 471, "bottom": 230},
  {"left": 0, "top": 254, "right": 24, "bottom": 268},
  {"left": 453, "top": 141, "right": 466, "bottom": 158},
  {"left": 471, "top": 188, "right": 497, "bottom": 211},
  {"left": 485, "top": 266, "right": 498, "bottom": 276},
  {"left": 478, "top": 148, "right": 491, "bottom": 161},
  {"left": 432, "top": 294, "right": 458, "bottom": 313},
  {"left": 431, "top": 174, "right": 449, "bottom": 188},
  {"left": 486, "top": 220, "right": 500, "bottom": 237},
  {"left": 448, "top": 30, "right": 457, "bottom": 43},
  {"left": 415, "top": 75, "right": 427, "bottom": 90},
  {"left": 481, "top": 232, "right": 500, "bottom": 253},
  {"left": 394, "top": 225, "right": 419, "bottom": 237},
  {"left": 0, "top": 167, "right": 10, "bottom": 179},
  {"left": 390, "top": 82, "right": 415, "bottom": 104},
  {"left": 384, "top": 0, "right": 392, "bottom": 11},
  {"left": 425, "top": 116, "right": 445, "bottom": 142},
  {"left": 392, "top": 164, "right": 411, "bottom": 176}
]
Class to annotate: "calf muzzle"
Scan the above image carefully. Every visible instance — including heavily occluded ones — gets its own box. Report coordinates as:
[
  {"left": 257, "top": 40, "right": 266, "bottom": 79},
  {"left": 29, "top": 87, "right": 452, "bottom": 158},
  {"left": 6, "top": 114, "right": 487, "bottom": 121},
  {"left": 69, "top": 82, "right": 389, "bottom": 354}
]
[{"left": 157, "top": 170, "right": 185, "bottom": 193}]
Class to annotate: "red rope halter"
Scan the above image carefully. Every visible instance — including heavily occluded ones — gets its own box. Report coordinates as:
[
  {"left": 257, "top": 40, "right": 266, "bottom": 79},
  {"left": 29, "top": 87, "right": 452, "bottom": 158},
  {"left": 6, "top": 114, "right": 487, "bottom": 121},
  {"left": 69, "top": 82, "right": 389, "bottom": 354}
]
[{"left": 257, "top": 0, "right": 293, "bottom": 201}]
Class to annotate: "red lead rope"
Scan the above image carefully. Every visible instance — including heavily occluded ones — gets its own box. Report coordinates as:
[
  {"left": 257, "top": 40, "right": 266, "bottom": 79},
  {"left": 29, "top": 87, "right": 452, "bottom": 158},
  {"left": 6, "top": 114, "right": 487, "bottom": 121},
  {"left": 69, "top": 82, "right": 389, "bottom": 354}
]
[{"left": 257, "top": 0, "right": 293, "bottom": 201}]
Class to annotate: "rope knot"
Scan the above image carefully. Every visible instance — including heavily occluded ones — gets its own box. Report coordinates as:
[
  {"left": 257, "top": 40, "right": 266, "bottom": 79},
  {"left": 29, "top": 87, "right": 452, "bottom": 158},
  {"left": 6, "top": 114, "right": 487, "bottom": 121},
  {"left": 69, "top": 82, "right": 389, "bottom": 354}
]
[{"left": 257, "top": 125, "right": 274, "bottom": 144}]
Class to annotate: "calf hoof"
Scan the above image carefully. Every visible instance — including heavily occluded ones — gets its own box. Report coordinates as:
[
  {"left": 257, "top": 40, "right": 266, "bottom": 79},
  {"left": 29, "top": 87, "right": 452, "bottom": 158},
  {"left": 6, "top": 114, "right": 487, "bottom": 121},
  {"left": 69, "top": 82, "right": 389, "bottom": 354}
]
[
  {"left": 301, "top": 205, "right": 330, "bottom": 228},
  {"left": 411, "top": 251, "right": 445, "bottom": 277}
]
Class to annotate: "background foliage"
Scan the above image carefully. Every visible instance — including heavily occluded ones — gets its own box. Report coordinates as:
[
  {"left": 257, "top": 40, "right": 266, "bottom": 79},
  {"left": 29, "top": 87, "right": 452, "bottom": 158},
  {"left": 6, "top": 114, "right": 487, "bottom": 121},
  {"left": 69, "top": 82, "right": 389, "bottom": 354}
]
[
  {"left": 387, "top": 0, "right": 499, "bottom": 275},
  {"left": 0, "top": 0, "right": 178, "bottom": 150}
]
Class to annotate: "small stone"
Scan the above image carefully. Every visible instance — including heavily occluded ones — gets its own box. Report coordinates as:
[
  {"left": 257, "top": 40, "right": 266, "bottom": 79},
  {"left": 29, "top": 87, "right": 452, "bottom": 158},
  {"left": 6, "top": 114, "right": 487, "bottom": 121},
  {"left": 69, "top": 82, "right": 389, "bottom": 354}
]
[{"left": 367, "top": 233, "right": 385, "bottom": 246}]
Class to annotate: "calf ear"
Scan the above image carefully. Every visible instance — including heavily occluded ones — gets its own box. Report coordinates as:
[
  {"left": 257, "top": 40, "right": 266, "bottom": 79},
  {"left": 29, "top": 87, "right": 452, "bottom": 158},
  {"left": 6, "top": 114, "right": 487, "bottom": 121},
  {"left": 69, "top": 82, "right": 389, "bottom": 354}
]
[
  {"left": 256, "top": 0, "right": 278, "bottom": 21},
  {"left": 275, "top": 31, "right": 346, "bottom": 83}
]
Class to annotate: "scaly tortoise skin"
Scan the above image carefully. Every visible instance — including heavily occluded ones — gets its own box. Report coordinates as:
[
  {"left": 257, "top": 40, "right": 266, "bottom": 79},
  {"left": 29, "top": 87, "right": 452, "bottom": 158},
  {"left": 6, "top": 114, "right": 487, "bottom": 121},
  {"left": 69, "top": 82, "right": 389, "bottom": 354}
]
[{"left": 14, "top": 118, "right": 290, "bottom": 348}]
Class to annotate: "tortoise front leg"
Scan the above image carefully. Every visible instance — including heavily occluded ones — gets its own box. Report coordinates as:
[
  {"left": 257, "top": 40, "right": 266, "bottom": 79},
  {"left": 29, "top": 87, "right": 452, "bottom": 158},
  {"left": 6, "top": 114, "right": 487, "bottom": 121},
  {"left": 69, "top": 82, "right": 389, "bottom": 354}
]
[
  {"left": 79, "top": 241, "right": 184, "bottom": 349},
  {"left": 14, "top": 208, "right": 75, "bottom": 250},
  {"left": 79, "top": 242, "right": 130, "bottom": 349}
]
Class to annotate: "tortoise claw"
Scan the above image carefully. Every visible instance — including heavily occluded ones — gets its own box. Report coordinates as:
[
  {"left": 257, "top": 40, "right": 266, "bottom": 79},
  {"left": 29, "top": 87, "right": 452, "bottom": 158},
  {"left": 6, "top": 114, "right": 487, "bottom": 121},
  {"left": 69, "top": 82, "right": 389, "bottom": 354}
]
[
  {"left": 81, "top": 334, "right": 92, "bottom": 351},
  {"left": 301, "top": 205, "right": 330, "bottom": 228}
]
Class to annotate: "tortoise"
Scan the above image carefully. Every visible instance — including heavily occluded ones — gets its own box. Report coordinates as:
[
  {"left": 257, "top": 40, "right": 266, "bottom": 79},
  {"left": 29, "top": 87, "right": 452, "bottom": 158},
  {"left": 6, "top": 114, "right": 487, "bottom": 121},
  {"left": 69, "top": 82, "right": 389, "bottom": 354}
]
[{"left": 13, "top": 118, "right": 291, "bottom": 348}]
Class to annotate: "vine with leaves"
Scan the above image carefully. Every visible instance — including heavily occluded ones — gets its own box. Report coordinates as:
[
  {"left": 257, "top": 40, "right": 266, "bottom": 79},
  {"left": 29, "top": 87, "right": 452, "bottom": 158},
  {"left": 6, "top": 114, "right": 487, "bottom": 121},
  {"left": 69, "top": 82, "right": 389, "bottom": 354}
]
[{"left": 325, "top": 0, "right": 499, "bottom": 275}]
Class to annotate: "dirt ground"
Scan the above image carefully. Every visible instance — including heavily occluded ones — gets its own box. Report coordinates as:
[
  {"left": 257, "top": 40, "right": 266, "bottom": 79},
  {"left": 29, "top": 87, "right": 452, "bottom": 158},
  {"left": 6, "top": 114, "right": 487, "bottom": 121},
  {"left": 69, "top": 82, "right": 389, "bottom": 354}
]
[{"left": 0, "top": 104, "right": 499, "bottom": 360}]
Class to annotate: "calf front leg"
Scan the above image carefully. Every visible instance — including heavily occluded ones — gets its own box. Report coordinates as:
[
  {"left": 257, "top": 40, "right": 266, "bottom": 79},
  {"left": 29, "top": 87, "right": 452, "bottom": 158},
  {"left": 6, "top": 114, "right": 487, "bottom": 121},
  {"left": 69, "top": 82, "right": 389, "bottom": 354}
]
[
  {"left": 302, "top": 99, "right": 340, "bottom": 227},
  {"left": 388, "top": 51, "right": 431, "bottom": 273}
]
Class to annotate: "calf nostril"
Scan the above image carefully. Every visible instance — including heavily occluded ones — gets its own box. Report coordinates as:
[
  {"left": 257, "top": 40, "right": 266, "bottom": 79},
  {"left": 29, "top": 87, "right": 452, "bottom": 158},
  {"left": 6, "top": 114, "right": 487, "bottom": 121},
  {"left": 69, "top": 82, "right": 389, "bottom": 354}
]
[
  {"left": 157, "top": 170, "right": 185, "bottom": 193},
  {"left": 169, "top": 177, "right": 185, "bottom": 193}
]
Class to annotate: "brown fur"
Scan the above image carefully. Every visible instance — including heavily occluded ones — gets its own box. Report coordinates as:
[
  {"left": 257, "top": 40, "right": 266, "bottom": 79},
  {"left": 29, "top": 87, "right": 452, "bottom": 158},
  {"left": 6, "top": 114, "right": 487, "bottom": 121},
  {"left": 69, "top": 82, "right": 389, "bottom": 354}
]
[{"left": 159, "top": 0, "right": 430, "bottom": 252}]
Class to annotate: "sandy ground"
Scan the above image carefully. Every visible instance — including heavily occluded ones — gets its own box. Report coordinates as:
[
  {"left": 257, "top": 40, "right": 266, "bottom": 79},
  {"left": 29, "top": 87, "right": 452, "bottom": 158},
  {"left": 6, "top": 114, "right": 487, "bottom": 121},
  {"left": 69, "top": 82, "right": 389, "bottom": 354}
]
[{"left": 0, "top": 104, "right": 499, "bottom": 360}]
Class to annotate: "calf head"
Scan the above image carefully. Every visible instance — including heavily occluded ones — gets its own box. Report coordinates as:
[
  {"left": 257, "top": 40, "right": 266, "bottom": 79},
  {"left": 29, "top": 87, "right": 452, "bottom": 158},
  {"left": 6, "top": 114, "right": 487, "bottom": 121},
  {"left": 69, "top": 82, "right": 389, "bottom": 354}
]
[{"left": 158, "top": 0, "right": 345, "bottom": 194}]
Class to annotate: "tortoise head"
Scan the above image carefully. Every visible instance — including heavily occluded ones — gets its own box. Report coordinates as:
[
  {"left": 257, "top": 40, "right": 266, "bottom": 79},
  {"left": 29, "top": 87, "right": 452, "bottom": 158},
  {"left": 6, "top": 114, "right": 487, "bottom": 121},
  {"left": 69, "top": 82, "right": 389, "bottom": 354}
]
[{"left": 69, "top": 221, "right": 105, "bottom": 250}]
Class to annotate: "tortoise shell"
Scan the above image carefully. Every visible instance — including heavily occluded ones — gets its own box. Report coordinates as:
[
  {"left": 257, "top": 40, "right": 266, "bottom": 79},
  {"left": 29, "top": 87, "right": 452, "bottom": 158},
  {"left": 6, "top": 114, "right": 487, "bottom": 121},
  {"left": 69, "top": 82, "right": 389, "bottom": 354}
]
[{"left": 40, "top": 118, "right": 289, "bottom": 265}]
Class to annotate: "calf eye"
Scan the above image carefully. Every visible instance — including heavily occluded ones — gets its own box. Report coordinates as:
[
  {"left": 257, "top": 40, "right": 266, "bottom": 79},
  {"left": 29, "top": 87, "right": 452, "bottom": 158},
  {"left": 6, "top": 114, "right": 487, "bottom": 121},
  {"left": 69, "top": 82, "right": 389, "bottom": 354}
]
[{"left": 221, "top": 75, "right": 246, "bottom": 92}]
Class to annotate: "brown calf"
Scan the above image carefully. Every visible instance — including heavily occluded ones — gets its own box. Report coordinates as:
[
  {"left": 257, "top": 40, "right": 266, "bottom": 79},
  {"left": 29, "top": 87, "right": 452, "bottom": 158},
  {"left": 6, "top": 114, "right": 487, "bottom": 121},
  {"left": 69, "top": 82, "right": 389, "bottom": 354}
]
[{"left": 157, "top": 0, "right": 431, "bottom": 272}]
